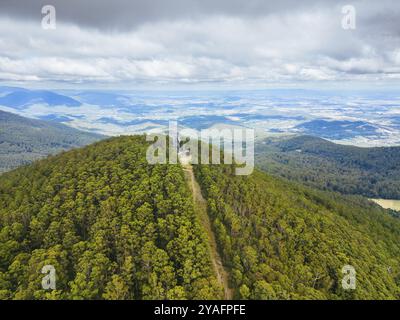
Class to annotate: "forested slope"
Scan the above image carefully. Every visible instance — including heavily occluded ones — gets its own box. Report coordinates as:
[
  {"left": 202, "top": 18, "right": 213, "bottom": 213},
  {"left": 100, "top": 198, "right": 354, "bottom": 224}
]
[
  {"left": 1, "top": 135, "right": 400, "bottom": 300},
  {"left": 0, "top": 110, "right": 104, "bottom": 173},
  {"left": 255, "top": 135, "right": 400, "bottom": 199},
  {"left": 193, "top": 163, "right": 400, "bottom": 299},
  {"left": 0, "top": 136, "right": 221, "bottom": 299}
]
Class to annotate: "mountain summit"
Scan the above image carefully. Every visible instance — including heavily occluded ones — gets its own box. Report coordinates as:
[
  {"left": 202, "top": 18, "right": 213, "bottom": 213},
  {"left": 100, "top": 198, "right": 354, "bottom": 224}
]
[{"left": 0, "top": 136, "right": 399, "bottom": 299}]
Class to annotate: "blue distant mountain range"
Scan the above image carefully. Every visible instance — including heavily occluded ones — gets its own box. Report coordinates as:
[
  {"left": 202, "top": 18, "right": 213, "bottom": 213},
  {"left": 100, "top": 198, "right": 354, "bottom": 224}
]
[
  {"left": 0, "top": 86, "right": 399, "bottom": 146},
  {"left": 76, "top": 91, "right": 130, "bottom": 106},
  {"left": 0, "top": 89, "right": 81, "bottom": 109},
  {"left": 295, "top": 120, "right": 381, "bottom": 139}
]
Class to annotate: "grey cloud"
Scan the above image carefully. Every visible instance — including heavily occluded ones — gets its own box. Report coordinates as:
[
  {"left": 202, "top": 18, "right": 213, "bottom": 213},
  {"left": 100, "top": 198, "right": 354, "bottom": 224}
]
[
  {"left": 0, "top": 0, "right": 366, "bottom": 30},
  {"left": 0, "top": 0, "right": 399, "bottom": 86}
]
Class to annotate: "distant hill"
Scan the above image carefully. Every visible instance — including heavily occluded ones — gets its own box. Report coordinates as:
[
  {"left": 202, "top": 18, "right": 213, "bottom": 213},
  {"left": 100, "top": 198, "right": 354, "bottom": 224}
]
[
  {"left": 76, "top": 91, "right": 130, "bottom": 106},
  {"left": 0, "top": 89, "right": 81, "bottom": 109},
  {"left": 0, "top": 110, "right": 104, "bottom": 173},
  {"left": 255, "top": 135, "right": 400, "bottom": 199},
  {"left": 294, "top": 120, "right": 382, "bottom": 139}
]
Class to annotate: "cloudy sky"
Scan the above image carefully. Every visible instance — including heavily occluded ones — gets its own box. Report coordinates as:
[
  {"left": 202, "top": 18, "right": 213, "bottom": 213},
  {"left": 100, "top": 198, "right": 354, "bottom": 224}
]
[{"left": 0, "top": 0, "right": 399, "bottom": 89}]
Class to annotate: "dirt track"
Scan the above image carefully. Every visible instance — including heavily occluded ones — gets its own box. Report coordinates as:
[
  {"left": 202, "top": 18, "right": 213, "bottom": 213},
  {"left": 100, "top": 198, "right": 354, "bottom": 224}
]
[{"left": 182, "top": 164, "right": 234, "bottom": 300}]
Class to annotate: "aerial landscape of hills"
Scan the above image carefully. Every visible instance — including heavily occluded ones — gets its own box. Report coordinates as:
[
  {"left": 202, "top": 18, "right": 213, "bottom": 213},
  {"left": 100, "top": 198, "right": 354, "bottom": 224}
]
[
  {"left": 1, "top": 87, "right": 400, "bottom": 146},
  {"left": 0, "top": 108, "right": 399, "bottom": 296},
  {"left": 0, "top": 135, "right": 399, "bottom": 299},
  {"left": 1, "top": 0, "right": 400, "bottom": 304},
  {"left": 1, "top": 96, "right": 400, "bottom": 300}
]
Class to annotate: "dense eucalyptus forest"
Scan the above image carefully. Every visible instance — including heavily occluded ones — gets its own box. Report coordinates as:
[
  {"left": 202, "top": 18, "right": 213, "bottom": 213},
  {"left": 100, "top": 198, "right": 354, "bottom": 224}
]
[
  {"left": 193, "top": 163, "right": 400, "bottom": 299},
  {"left": 255, "top": 135, "right": 400, "bottom": 199},
  {"left": 0, "top": 135, "right": 400, "bottom": 300},
  {"left": 0, "top": 136, "right": 222, "bottom": 299}
]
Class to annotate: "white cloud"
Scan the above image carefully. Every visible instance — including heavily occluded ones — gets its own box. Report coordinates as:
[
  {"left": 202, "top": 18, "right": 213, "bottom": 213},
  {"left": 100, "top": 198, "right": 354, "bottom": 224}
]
[{"left": 0, "top": 2, "right": 399, "bottom": 87}]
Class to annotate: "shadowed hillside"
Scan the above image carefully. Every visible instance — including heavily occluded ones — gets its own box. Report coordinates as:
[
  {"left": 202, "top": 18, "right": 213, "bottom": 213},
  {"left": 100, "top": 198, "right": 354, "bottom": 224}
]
[
  {"left": 0, "top": 110, "right": 104, "bottom": 173},
  {"left": 256, "top": 135, "right": 400, "bottom": 199}
]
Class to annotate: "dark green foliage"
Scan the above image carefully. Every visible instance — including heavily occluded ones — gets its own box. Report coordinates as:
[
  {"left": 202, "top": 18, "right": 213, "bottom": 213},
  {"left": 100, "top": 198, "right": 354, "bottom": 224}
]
[
  {"left": 0, "top": 136, "right": 221, "bottom": 300},
  {"left": 193, "top": 163, "right": 400, "bottom": 299},
  {"left": 0, "top": 110, "right": 104, "bottom": 173},
  {"left": 255, "top": 135, "right": 400, "bottom": 199},
  {"left": 2, "top": 133, "right": 400, "bottom": 300}
]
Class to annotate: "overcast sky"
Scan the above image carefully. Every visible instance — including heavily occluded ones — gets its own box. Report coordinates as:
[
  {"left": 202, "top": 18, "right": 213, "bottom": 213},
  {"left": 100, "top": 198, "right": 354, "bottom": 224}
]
[{"left": 0, "top": 0, "right": 399, "bottom": 89}]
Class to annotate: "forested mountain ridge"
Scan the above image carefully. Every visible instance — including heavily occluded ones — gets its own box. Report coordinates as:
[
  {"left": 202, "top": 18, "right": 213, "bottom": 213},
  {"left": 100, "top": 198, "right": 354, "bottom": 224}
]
[
  {"left": 0, "top": 136, "right": 222, "bottom": 299},
  {"left": 0, "top": 110, "right": 104, "bottom": 173},
  {"left": 193, "top": 163, "right": 400, "bottom": 299},
  {"left": 255, "top": 135, "right": 400, "bottom": 199},
  {"left": 1, "top": 135, "right": 400, "bottom": 300}
]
